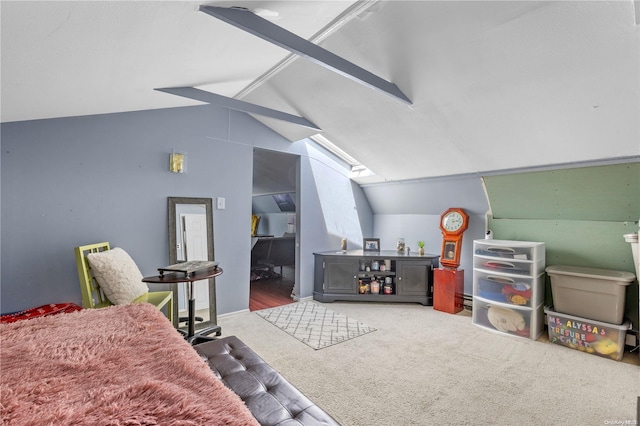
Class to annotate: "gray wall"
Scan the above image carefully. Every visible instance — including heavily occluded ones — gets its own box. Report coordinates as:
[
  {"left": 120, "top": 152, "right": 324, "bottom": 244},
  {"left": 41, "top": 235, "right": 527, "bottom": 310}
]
[
  {"left": 364, "top": 161, "right": 640, "bottom": 315},
  {"left": 4, "top": 102, "right": 633, "bottom": 320},
  {"left": 1, "top": 105, "right": 251, "bottom": 314},
  {"left": 252, "top": 213, "right": 292, "bottom": 237},
  {"left": 364, "top": 174, "right": 490, "bottom": 294},
  {"left": 252, "top": 193, "right": 295, "bottom": 236},
  {"left": 295, "top": 143, "right": 374, "bottom": 298},
  {"left": 0, "top": 104, "right": 360, "bottom": 314}
]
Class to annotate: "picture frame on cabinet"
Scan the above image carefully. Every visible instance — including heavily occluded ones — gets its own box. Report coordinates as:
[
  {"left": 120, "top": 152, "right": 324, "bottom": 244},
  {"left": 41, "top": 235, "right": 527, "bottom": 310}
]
[{"left": 363, "top": 238, "right": 380, "bottom": 252}]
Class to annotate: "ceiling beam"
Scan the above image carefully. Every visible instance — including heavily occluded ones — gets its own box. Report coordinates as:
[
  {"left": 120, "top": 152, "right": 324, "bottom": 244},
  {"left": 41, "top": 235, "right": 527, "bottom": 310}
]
[
  {"left": 199, "top": 5, "right": 412, "bottom": 106},
  {"left": 155, "top": 87, "right": 321, "bottom": 131}
]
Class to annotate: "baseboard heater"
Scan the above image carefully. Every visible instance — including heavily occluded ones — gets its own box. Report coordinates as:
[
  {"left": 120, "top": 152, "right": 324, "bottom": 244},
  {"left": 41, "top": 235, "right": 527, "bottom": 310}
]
[{"left": 462, "top": 294, "right": 473, "bottom": 310}]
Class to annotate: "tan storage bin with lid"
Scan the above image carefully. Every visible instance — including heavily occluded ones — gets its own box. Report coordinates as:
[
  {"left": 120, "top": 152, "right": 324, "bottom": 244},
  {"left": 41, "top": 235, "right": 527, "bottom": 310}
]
[{"left": 546, "top": 265, "right": 635, "bottom": 325}]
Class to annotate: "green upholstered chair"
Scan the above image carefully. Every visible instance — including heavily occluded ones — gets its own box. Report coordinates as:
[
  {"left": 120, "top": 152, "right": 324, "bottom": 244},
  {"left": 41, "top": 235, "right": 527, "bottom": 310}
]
[{"left": 74, "top": 242, "right": 174, "bottom": 323}]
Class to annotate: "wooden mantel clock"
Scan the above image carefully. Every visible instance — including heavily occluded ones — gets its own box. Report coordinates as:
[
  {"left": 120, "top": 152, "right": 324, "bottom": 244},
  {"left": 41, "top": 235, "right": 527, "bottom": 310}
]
[{"left": 439, "top": 207, "right": 469, "bottom": 269}]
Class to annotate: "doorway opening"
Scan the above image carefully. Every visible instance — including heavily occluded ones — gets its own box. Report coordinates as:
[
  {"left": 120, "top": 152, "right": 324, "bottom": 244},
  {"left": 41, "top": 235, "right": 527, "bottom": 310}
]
[
  {"left": 249, "top": 265, "right": 295, "bottom": 311},
  {"left": 250, "top": 149, "right": 300, "bottom": 311}
]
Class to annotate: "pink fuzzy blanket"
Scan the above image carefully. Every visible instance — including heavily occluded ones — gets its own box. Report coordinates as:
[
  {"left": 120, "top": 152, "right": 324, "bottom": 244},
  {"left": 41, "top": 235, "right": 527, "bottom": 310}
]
[{"left": 0, "top": 303, "right": 259, "bottom": 425}]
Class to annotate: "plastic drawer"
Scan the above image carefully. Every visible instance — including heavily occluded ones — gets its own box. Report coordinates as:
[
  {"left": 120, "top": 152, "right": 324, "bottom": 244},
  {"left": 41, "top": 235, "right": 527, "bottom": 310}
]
[
  {"left": 473, "top": 256, "right": 545, "bottom": 277},
  {"left": 474, "top": 240, "right": 545, "bottom": 262},
  {"left": 472, "top": 298, "right": 544, "bottom": 340},
  {"left": 473, "top": 271, "right": 544, "bottom": 308}
]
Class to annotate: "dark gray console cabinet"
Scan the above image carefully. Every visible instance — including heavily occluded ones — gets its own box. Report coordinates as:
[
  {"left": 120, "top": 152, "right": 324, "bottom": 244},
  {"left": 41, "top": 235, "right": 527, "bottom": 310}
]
[{"left": 313, "top": 250, "right": 439, "bottom": 305}]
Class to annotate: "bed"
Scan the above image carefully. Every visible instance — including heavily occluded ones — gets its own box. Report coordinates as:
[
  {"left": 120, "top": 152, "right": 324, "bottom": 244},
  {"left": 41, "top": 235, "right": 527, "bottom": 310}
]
[{"left": 0, "top": 303, "right": 259, "bottom": 425}]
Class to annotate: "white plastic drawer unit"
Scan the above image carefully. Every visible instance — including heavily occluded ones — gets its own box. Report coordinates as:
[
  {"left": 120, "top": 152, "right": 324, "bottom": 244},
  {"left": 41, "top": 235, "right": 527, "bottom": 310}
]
[
  {"left": 472, "top": 298, "right": 545, "bottom": 340},
  {"left": 473, "top": 271, "right": 544, "bottom": 308},
  {"left": 473, "top": 240, "right": 545, "bottom": 276},
  {"left": 472, "top": 239, "right": 546, "bottom": 341}
]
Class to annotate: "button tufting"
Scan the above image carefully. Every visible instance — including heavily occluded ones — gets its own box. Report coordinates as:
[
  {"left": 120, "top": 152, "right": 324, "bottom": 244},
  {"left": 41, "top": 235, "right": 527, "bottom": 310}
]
[{"left": 194, "top": 336, "right": 339, "bottom": 426}]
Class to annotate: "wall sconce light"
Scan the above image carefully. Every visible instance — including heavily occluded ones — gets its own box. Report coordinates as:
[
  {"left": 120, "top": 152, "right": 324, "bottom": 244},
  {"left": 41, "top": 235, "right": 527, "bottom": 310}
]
[{"left": 169, "top": 150, "right": 187, "bottom": 174}]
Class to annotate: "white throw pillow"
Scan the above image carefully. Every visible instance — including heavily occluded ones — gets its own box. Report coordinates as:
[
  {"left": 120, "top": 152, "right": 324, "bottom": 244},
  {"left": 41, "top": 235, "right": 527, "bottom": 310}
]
[{"left": 86, "top": 247, "right": 149, "bottom": 305}]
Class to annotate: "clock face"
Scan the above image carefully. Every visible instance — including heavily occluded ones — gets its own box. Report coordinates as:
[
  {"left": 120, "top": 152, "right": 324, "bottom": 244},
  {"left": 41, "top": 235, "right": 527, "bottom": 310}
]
[{"left": 442, "top": 212, "right": 464, "bottom": 232}]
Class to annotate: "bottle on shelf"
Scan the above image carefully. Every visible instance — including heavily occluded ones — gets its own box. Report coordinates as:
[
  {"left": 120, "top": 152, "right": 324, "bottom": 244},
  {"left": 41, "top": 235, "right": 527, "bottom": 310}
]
[
  {"left": 383, "top": 277, "right": 394, "bottom": 295},
  {"left": 371, "top": 278, "right": 380, "bottom": 294}
]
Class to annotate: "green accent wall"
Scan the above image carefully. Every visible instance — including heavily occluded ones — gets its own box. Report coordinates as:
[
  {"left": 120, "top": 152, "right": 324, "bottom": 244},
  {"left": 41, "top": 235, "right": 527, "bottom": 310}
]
[{"left": 484, "top": 162, "right": 640, "bottom": 330}]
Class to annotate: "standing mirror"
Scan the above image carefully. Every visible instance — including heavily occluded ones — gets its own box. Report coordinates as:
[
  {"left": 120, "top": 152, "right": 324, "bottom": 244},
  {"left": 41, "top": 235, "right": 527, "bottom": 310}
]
[{"left": 168, "top": 197, "right": 216, "bottom": 331}]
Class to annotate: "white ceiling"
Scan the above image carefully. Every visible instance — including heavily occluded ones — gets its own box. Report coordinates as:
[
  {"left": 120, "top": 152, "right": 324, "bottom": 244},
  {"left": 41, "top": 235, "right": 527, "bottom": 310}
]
[{"left": 2, "top": 1, "right": 639, "bottom": 184}]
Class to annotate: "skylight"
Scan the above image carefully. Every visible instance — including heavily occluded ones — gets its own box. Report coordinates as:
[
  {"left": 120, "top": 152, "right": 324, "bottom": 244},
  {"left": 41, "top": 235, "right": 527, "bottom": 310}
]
[{"left": 310, "top": 134, "right": 376, "bottom": 180}]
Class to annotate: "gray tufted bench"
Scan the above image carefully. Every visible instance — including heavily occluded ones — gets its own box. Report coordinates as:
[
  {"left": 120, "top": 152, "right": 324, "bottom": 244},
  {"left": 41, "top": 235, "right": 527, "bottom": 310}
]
[{"left": 194, "top": 336, "right": 340, "bottom": 426}]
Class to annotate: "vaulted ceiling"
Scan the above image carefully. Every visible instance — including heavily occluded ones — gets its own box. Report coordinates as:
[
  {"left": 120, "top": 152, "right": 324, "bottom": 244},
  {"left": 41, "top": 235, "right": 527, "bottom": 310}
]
[{"left": 2, "top": 1, "right": 638, "bottom": 184}]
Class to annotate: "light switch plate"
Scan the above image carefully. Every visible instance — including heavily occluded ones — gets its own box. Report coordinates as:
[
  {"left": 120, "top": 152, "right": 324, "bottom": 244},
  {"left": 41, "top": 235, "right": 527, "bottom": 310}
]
[{"left": 217, "top": 197, "right": 225, "bottom": 209}]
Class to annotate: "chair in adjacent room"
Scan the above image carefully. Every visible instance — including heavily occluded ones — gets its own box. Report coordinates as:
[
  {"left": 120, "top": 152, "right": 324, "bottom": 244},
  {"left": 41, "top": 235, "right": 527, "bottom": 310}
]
[
  {"left": 269, "top": 236, "right": 295, "bottom": 276},
  {"left": 74, "top": 242, "right": 174, "bottom": 323},
  {"left": 250, "top": 237, "right": 275, "bottom": 277}
]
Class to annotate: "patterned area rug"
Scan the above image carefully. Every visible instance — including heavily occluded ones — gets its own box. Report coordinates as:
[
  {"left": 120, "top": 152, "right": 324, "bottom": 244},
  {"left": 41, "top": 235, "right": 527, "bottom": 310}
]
[{"left": 256, "top": 301, "right": 376, "bottom": 350}]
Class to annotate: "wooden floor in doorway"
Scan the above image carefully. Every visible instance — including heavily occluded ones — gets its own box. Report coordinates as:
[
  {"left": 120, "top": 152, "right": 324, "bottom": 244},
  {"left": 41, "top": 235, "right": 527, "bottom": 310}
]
[{"left": 250, "top": 276, "right": 295, "bottom": 312}]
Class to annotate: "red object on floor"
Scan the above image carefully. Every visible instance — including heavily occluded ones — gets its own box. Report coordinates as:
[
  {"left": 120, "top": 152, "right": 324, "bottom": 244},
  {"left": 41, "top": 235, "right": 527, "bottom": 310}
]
[
  {"left": 0, "top": 303, "right": 82, "bottom": 323},
  {"left": 434, "top": 268, "right": 464, "bottom": 314}
]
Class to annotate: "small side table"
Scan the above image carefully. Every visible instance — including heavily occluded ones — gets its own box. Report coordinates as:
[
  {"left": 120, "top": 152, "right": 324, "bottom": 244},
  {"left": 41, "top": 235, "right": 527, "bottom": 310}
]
[
  {"left": 433, "top": 268, "right": 464, "bottom": 314},
  {"left": 143, "top": 266, "right": 223, "bottom": 344}
]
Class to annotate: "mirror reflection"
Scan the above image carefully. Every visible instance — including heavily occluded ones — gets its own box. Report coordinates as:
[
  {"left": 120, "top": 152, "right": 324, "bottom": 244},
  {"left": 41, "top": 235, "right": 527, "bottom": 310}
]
[{"left": 168, "top": 197, "right": 216, "bottom": 330}]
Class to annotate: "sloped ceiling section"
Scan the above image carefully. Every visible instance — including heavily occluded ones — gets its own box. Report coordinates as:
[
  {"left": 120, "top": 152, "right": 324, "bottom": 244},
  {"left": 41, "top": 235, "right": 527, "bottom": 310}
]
[
  {"left": 1, "top": 1, "right": 638, "bottom": 184},
  {"left": 361, "top": 173, "right": 490, "bottom": 216},
  {"left": 252, "top": 148, "right": 297, "bottom": 196},
  {"left": 0, "top": 1, "right": 354, "bottom": 122},
  {"left": 241, "top": 1, "right": 640, "bottom": 181}
]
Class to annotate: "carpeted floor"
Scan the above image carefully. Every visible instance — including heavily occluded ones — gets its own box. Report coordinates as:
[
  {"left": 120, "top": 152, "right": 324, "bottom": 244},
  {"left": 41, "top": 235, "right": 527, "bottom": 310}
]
[
  {"left": 220, "top": 301, "right": 639, "bottom": 426},
  {"left": 256, "top": 301, "right": 376, "bottom": 350}
]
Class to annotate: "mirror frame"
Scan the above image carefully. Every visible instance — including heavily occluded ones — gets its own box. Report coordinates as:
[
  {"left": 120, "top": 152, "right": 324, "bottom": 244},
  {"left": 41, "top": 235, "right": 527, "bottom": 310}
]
[{"left": 168, "top": 197, "right": 216, "bottom": 330}]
